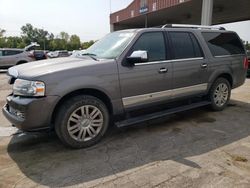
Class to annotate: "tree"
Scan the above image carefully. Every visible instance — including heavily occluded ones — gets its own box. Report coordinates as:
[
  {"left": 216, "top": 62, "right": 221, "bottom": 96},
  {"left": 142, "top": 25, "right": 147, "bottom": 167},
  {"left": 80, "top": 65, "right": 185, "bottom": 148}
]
[
  {"left": 82, "top": 40, "right": 95, "bottom": 49},
  {"left": 59, "top": 32, "right": 70, "bottom": 42},
  {"left": 69, "top": 35, "right": 81, "bottom": 50},
  {"left": 0, "top": 24, "right": 96, "bottom": 51},
  {"left": 245, "top": 41, "right": 250, "bottom": 50},
  {"left": 21, "top": 24, "right": 37, "bottom": 44},
  {"left": 0, "top": 28, "right": 6, "bottom": 37},
  {"left": 21, "top": 23, "right": 53, "bottom": 49},
  {"left": 4, "top": 37, "right": 26, "bottom": 48},
  {"left": 54, "top": 31, "right": 69, "bottom": 50}
]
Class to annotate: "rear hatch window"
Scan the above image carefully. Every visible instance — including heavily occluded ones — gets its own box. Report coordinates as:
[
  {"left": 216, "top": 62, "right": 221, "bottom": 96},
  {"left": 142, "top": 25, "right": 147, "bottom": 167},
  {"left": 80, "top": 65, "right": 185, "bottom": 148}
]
[{"left": 202, "top": 32, "right": 245, "bottom": 57}]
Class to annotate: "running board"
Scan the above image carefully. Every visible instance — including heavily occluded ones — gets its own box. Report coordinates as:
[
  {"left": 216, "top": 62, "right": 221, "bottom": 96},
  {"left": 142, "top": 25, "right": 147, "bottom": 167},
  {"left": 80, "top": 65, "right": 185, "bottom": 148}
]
[{"left": 115, "top": 101, "right": 211, "bottom": 128}]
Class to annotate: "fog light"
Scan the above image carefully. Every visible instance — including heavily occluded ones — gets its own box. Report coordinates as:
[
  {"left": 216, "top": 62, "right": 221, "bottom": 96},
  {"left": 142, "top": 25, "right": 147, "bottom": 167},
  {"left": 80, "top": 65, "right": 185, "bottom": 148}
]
[
  {"left": 9, "top": 106, "right": 25, "bottom": 119},
  {"left": 16, "top": 111, "right": 25, "bottom": 119}
]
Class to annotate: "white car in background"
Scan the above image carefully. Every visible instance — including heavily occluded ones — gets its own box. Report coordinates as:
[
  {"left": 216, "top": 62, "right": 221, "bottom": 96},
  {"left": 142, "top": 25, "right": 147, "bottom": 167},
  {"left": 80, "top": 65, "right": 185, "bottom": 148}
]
[
  {"left": 71, "top": 50, "right": 86, "bottom": 57},
  {"left": 47, "top": 51, "right": 70, "bottom": 58}
]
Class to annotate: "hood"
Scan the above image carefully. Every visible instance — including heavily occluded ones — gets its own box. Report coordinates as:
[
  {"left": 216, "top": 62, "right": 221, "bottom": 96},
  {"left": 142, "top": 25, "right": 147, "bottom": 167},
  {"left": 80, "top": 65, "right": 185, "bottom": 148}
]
[{"left": 8, "top": 57, "right": 99, "bottom": 79}]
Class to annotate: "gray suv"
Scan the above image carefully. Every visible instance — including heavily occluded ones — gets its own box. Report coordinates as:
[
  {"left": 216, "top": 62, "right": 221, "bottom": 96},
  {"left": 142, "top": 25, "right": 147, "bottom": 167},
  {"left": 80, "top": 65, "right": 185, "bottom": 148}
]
[{"left": 2, "top": 25, "right": 248, "bottom": 148}]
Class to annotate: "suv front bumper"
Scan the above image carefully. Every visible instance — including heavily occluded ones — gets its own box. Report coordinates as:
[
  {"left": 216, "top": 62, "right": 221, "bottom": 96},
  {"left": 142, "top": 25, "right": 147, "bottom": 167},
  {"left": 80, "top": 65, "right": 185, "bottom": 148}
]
[{"left": 2, "top": 95, "right": 59, "bottom": 131}]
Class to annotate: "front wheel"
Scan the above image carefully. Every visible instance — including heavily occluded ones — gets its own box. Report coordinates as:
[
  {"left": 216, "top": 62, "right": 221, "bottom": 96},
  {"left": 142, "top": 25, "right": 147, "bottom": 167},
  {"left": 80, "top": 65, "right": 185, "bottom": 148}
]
[
  {"left": 209, "top": 78, "right": 231, "bottom": 111},
  {"left": 55, "top": 95, "right": 110, "bottom": 149}
]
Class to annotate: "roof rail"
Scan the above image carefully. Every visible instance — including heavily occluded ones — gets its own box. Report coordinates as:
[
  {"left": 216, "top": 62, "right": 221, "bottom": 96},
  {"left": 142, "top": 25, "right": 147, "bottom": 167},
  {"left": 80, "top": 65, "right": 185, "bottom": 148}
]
[{"left": 161, "top": 24, "right": 226, "bottom": 30}]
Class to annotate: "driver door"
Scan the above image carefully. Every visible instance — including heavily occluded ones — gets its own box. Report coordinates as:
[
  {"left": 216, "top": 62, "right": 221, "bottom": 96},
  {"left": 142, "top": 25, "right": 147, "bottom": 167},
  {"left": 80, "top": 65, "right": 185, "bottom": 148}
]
[{"left": 118, "top": 31, "right": 173, "bottom": 110}]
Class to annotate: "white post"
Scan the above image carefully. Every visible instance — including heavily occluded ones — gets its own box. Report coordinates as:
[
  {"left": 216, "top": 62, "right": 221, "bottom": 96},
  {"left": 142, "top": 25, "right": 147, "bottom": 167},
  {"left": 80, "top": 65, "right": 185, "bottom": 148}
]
[
  {"left": 201, "top": 0, "right": 213, "bottom": 25},
  {"left": 110, "top": 24, "right": 114, "bottom": 32}
]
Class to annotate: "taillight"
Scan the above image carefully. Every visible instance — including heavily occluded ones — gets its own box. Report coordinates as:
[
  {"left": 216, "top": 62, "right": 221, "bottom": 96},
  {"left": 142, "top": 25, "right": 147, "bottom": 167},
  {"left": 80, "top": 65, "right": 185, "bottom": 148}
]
[
  {"left": 243, "top": 57, "right": 248, "bottom": 69},
  {"left": 28, "top": 52, "right": 35, "bottom": 59}
]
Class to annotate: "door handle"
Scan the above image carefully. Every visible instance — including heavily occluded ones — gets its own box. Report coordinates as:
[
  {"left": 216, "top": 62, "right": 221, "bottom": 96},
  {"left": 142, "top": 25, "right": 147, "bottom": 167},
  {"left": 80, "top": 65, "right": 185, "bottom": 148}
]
[
  {"left": 201, "top": 63, "right": 208, "bottom": 69},
  {"left": 158, "top": 68, "right": 168, "bottom": 74}
]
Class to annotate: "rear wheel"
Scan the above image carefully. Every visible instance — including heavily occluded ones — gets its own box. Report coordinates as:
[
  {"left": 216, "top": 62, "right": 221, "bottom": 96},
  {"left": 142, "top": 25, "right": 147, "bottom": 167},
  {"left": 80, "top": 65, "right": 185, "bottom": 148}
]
[
  {"left": 55, "top": 95, "right": 109, "bottom": 149},
  {"left": 16, "top": 61, "right": 27, "bottom": 65},
  {"left": 209, "top": 78, "right": 231, "bottom": 111}
]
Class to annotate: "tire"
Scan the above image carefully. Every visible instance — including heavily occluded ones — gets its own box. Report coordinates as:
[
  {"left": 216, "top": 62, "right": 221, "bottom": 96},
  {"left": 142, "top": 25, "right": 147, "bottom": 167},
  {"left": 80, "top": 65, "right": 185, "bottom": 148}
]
[
  {"left": 55, "top": 95, "right": 110, "bottom": 149},
  {"left": 209, "top": 78, "right": 231, "bottom": 111}
]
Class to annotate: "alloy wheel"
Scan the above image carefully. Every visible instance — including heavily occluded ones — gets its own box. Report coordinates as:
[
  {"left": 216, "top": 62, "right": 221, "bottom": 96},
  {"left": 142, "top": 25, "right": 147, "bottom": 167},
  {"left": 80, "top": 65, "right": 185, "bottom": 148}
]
[
  {"left": 67, "top": 105, "right": 104, "bottom": 142},
  {"left": 213, "top": 83, "right": 229, "bottom": 107}
]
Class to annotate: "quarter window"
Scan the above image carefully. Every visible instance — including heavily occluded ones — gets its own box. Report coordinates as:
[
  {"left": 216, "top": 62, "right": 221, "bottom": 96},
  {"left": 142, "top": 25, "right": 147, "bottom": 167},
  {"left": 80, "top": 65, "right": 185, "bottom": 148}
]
[
  {"left": 131, "top": 32, "right": 166, "bottom": 62},
  {"left": 169, "top": 32, "right": 203, "bottom": 59},
  {"left": 202, "top": 32, "right": 245, "bottom": 56}
]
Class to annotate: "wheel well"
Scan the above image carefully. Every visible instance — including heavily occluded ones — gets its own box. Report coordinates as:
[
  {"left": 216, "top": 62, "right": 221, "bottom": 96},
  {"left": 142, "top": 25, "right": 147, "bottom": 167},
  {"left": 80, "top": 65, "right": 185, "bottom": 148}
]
[
  {"left": 217, "top": 73, "right": 233, "bottom": 87},
  {"left": 51, "top": 89, "right": 113, "bottom": 125},
  {"left": 16, "top": 60, "right": 27, "bottom": 65}
]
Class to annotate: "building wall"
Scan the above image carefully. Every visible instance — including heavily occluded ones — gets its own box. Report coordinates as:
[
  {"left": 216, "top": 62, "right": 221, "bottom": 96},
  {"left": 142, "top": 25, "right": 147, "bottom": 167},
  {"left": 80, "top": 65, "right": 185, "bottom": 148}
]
[{"left": 110, "top": 0, "right": 190, "bottom": 24}]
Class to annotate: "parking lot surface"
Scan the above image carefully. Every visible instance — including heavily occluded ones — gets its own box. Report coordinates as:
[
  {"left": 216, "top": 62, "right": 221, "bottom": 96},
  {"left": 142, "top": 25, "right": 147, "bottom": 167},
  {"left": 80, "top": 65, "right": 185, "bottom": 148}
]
[{"left": 0, "top": 72, "right": 250, "bottom": 188}]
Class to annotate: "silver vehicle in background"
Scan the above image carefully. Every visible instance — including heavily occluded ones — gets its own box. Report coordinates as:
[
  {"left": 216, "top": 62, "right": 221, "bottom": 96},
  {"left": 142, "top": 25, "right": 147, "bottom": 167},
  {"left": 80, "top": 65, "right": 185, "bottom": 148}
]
[{"left": 0, "top": 43, "right": 40, "bottom": 68}]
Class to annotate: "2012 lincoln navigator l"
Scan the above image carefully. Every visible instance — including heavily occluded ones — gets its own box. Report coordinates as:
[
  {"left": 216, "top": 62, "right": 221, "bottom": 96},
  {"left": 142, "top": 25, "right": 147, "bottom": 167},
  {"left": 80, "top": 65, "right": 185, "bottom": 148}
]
[{"left": 2, "top": 24, "right": 248, "bottom": 148}]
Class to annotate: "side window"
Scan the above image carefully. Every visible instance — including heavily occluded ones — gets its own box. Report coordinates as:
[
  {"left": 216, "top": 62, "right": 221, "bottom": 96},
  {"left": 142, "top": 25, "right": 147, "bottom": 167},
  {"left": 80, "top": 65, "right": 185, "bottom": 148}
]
[
  {"left": 190, "top": 34, "right": 203, "bottom": 58},
  {"left": 202, "top": 32, "right": 245, "bottom": 56},
  {"left": 131, "top": 32, "right": 166, "bottom": 62},
  {"left": 169, "top": 32, "right": 203, "bottom": 59},
  {"left": 0, "top": 50, "right": 3, "bottom": 57},
  {"left": 4, "top": 50, "right": 22, "bottom": 56}
]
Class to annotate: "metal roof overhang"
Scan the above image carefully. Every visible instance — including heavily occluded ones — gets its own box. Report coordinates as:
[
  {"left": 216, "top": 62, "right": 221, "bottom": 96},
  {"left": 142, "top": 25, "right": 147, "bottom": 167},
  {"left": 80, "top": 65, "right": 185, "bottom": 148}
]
[{"left": 113, "top": 0, "right": 250, "bottom": 30}]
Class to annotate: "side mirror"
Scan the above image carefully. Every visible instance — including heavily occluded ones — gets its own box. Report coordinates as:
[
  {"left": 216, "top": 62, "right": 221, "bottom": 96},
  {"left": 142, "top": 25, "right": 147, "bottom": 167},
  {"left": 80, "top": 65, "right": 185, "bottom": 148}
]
[{"left": 127, "top": 50, "right": 148, "bottom": 64}]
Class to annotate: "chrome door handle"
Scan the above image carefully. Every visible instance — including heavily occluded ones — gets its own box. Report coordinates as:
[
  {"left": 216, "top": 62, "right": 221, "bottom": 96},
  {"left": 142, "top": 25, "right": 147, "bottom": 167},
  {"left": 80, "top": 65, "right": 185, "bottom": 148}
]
[
  {"left": 201, "top": 63, "right": 208, "bottom": 69},
  {"left": 158, "top": 68, "right": 168, "bottom": 73}
]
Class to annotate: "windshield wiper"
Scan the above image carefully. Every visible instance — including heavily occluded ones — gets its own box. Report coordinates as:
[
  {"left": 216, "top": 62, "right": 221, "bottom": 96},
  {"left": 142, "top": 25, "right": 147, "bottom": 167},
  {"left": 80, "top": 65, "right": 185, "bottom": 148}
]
[{"left": 81, "top": 53, "right": 98, "bottom": 61}]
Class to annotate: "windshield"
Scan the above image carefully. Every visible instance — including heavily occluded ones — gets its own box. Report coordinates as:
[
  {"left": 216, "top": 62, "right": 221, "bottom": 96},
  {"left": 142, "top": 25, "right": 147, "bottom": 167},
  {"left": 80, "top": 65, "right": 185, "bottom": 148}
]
[{"left": 83, "top": 31, "right": 135, "bottom": 59}]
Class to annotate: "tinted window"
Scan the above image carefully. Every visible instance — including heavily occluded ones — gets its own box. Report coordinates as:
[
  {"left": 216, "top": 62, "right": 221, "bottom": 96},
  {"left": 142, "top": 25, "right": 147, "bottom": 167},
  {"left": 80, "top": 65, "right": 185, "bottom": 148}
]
[
  {"left": 132, "top": 32, "right": 166, "bottom": 62},
  {"left": 0, "top": 50, "right": 3, "bottom": 57},
  {"left": 247, "top": 51, "right": 250, "bottom": 57},
  {"left": 202, "top": 32, "right": 245, "bottom": 56},
  {"left": 4, "top": 50, "right": 22, "bottom": 56},
  {"left": 169, "top": 32, "right": 203, "bottom": 59}
]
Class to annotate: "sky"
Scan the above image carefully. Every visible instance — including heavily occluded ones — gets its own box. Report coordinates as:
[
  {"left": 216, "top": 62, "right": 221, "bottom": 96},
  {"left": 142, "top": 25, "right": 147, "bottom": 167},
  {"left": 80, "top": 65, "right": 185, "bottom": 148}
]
[{"left": 0, "top": 0, "right": 249, "bottom": 42}]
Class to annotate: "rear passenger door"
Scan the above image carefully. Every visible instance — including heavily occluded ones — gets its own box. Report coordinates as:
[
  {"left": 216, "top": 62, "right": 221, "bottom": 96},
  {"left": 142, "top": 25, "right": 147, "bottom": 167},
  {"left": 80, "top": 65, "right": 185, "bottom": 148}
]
[
  {"left": 0, "top": 50, "right": 10, "bottom": 67},
  {"left": 168, "top": 31, "right": 208, "bottom": 98}
]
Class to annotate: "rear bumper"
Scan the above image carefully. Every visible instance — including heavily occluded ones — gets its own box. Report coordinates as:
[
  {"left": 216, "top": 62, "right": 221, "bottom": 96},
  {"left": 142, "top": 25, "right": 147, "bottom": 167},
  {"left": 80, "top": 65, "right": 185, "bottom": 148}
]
[{"left": 2, "top": 95, "right": 59, "bottom": 131}]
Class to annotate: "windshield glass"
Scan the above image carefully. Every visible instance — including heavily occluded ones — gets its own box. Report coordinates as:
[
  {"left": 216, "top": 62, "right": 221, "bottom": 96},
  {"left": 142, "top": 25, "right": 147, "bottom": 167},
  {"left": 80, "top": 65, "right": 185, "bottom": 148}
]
[{"left": 83, "top": 31, "right": 135, "bottom": 59}]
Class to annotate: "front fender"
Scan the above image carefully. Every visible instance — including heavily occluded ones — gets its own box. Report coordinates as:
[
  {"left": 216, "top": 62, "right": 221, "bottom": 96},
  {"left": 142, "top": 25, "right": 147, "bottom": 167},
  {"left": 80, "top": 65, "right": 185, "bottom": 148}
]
[{"left": 48, "top": 75, "right": 119, "bottom": 99}]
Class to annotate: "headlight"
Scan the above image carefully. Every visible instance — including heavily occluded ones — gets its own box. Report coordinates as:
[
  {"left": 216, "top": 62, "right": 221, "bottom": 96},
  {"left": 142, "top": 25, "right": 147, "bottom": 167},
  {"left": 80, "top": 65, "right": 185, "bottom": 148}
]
[{"left": 13, "top": 79, "right": 45, "bottom": 97}]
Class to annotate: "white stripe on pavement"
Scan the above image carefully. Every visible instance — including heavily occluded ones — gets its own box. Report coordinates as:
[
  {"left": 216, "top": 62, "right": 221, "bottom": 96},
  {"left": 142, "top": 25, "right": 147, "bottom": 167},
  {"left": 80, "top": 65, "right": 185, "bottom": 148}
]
[
  {"left": 0, "top": 127, "right": 18, "bottom": 137},
  {"left": 0, "top": 69, "right": 7, "bottom": 73}
]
